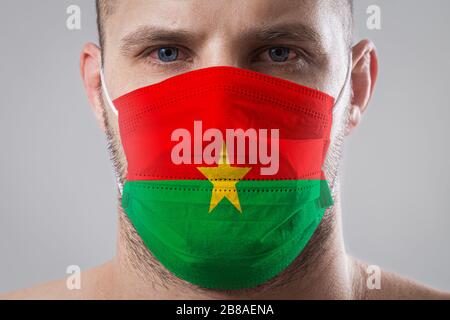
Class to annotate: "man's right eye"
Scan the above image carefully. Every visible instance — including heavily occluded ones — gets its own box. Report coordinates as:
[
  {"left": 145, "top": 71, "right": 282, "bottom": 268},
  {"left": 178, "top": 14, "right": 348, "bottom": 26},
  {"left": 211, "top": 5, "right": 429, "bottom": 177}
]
[
  {"left": 140, "top": 46, "right": 191, "bottom": 66},
  {"left": 154, "top": 47, "right": 179, "bottom": 62}
]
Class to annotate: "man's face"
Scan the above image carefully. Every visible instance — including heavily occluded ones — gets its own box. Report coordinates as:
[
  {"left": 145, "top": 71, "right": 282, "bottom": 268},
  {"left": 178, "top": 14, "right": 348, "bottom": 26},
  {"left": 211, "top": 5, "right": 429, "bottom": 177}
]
[{"left": 101, "top": 0, "right": 351, "bottom": 191}]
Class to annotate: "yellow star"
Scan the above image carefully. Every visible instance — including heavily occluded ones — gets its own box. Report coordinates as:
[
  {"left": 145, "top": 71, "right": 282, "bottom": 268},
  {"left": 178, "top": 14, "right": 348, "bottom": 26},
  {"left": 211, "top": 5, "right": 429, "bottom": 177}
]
[{"left": 197, "top": 144, "right": 251, "bottom": 214}]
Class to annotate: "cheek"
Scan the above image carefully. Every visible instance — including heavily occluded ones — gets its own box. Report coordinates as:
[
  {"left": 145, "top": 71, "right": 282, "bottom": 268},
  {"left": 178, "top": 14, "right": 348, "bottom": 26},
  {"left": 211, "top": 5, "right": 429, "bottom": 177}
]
[
  {"left": 286, "top": 56, "right": 337, "bottom": 96},
  {"left": 106, "top": 48, "right": 172, "bottom": 99}
]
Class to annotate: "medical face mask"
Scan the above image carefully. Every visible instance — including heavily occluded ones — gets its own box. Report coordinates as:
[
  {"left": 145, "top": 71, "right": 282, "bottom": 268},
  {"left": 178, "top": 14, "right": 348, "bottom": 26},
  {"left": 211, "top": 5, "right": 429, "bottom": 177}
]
[{"left": 101, "top": 64, "right": 349, "bottom": 290}]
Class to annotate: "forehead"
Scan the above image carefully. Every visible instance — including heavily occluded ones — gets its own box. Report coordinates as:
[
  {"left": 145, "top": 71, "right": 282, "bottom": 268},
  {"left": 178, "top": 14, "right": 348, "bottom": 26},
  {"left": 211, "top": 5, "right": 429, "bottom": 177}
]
[{"left": 107, "top": 0, "right": 344, "bottom": 51}]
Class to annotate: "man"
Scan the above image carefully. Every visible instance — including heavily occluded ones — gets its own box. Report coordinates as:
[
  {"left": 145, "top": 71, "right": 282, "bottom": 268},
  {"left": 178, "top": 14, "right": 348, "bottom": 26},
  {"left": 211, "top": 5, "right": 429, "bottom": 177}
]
[{"left": 2, "top": 0, "right": 449, "bottom": 299}]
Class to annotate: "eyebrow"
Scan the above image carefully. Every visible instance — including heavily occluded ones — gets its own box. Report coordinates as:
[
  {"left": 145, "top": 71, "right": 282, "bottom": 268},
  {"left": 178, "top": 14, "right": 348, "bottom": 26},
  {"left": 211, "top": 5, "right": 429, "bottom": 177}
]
[
  {"left": 243, "top": 23, "right": 326, "bottom": 56},
  {"left": 120, "top": 26, "right": 197, "bottom": 56},
  {"left": 247, "top": 23, "right": 325, "bottom": 53},
  {"left": 119, "top": 22, "right": 324, "bottom": 56}
]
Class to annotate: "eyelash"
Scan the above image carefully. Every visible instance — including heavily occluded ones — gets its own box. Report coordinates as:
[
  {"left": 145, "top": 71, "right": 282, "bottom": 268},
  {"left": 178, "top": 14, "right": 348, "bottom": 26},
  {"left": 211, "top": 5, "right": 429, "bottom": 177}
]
[
  {"left": 138, "top": 45, "right": 311, "bottom": 70},
  {"left": 251, "top": 46, "right": 311, "bottom": 70},
  {"left": 139, "top": 46, "right": 191, "bottom": 64}
]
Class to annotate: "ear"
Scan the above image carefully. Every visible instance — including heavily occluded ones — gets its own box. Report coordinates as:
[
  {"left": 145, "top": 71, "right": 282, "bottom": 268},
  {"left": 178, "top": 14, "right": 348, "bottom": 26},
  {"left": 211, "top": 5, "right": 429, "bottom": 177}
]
[
  {"left": 80, "top": 43, "right": 106, "bottom": 133},
  {"left": 346, "top": 39, "right": 379, "bottom": 135}
]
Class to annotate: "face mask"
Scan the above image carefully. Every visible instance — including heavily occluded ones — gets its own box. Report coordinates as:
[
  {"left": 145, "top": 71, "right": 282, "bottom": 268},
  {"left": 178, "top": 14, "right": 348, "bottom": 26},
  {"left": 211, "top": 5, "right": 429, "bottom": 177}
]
[{"left": 101, "top": 63, "right": 349, "bottom": 290}]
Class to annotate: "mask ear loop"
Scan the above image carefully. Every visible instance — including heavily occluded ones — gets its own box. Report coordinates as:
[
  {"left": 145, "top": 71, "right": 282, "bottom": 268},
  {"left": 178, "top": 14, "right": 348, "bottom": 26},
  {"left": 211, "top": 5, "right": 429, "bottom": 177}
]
[
  {"left": 328, "top": 52, "right": 353, "bottom": 196},
  {"left": 99, "top": 60, "right": 124, "bottom": 196},
  {"left": 332, "top": 52, "right": 353, "bottom": 115},
  {"left": 99, "top": 67, "right": 119, "bottom": 116}
]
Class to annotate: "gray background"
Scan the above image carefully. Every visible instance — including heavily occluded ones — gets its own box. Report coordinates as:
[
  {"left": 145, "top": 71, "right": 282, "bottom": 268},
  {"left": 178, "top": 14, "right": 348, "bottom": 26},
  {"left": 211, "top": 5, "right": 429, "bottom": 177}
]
[{"left": 0, "top": 0, "right": 449, "bottom": 293}]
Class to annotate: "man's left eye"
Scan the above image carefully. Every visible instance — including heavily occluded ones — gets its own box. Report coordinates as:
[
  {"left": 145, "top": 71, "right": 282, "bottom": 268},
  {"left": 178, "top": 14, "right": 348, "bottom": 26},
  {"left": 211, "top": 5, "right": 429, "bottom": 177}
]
[{"left": 262, "top": 47, "right": 298, "bottom": 63}]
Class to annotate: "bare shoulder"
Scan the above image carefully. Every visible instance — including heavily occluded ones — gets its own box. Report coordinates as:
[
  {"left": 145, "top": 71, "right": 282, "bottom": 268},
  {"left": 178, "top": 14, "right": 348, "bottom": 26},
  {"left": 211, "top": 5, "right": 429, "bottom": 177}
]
[
  {"left": 0, "top": 262, "right": 114, "bottom": 300},
  {"left": 352, "top": 258, "right": 450, "bottom": 300}
]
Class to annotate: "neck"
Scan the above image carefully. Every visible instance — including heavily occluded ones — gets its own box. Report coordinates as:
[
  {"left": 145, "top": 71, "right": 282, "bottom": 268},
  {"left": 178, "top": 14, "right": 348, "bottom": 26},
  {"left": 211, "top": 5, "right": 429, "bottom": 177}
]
[{"left": 102, "top": 188, "right": 359, "bottom": 300}]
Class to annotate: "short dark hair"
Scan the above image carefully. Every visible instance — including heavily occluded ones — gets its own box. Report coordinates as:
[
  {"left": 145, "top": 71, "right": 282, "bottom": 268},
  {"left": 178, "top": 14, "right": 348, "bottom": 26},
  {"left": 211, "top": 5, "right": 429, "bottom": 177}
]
[
  {"left": 96, "top": 0, "right": 116, "bottom": 55},
  {"left": 96, "top": 0, "right": 354, "bottom": 54}
]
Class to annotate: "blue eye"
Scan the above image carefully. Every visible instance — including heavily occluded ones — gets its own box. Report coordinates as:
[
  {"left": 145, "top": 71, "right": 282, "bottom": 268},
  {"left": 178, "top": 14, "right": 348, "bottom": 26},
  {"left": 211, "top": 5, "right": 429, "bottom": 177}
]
[
  {"left": 269, "top": 47, "right": 291, "bottom": 62},
  {"left": 157, "top": 47, "right": 179, "bottom": 62}
]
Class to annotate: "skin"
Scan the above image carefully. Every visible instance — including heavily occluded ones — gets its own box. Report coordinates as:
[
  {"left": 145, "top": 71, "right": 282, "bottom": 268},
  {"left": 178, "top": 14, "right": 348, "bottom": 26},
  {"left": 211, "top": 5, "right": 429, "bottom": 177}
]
[{"left": 2, "top": 0, "right": 450, "bottom": 300}]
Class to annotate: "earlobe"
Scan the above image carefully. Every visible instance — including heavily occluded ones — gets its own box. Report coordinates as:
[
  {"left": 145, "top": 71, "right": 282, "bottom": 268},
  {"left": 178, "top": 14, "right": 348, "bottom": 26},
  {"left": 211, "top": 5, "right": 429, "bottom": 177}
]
[
  {"left": 80, "top": 43, "right": 107, "bottom": 133},
  {"left": 349, "top": 106, "right": 362, "bottom": 129},
  {"left": 346, "top": 39, "right": 379, "bottom": 135}
]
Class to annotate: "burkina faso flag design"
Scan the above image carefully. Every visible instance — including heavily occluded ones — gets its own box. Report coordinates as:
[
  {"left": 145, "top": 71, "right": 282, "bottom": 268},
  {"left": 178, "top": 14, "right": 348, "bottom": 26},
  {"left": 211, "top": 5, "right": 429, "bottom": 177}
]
[{"left": 113, "top": 67, "right": 334, "bottom": 290}]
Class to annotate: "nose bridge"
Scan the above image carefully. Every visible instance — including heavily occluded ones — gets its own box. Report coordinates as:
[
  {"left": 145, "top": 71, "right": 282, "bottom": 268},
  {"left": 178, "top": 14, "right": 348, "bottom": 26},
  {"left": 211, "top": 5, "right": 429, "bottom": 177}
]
[{"left": 199, "top": 34, "right": 245, "bottom": 69}]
